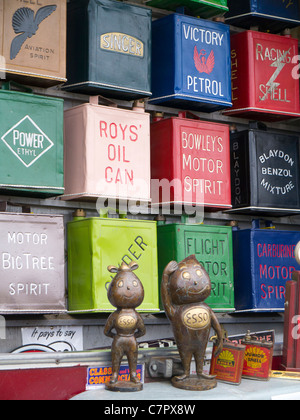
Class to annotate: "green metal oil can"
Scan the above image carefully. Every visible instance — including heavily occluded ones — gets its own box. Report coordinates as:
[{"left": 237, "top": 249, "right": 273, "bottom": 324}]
[
  {"left": 67, "top": 214, "right": 159, "bottom": 313},
  {"left": 157, "top": 222, "right": 235, "bottom": 312},
  {"left": 0, "top": 84, "right": 64, "bottom": 197},
  {"left": 146, "top": 0, "right": 228, "bottom": 18}
]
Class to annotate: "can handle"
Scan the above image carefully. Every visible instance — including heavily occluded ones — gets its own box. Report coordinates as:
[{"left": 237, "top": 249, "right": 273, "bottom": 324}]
[
  {"left": 249, "top": 121, "right": 267, "bottom": 131},
  {"left": 252, "top": 219, "right": 274, "bottom": 230},
  {"left": 1, "top": 81, "right": 33, "bottom": 94},
  {"left": 178, "top": 111, "right": 201, "bottom": 120},
  {"left": 89, "top": 95, "right": 118, "bottom": 108},
  {"left": 98, "top": 207, "right": 127, "bottom": 219}
]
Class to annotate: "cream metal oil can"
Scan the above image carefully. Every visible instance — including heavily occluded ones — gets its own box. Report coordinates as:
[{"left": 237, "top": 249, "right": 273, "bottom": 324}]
[
  {"left": 0, "top": 212, "right": 66, "bottom": 314},
  {"left": 0, "top": 0, "right": 67, "bottom": 86}
]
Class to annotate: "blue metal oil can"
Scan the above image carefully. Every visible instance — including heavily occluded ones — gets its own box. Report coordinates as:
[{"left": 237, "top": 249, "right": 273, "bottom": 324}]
[
  {"left": 63, "top": 0, "right": 152, "bottom": 100},
  {"left": 225, "top": 0, "right": 300, "bottom": 32},
  {"left": 233, "top": 220, "right": 300, "bottom": 312},
  {"left": 149, "top": 14, "right": 232, "bottom": 112}
]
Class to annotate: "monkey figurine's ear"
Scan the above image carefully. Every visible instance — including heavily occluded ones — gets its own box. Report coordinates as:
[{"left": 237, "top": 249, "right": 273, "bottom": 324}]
[
  {"left": 164, "top": 260, "right": 178, "bottom": 276},
  {"left": 129, "top": 261, "right": 139, "bottom": 271},
  {"left": 107, "top": 265, "right": 119, "bottom": 273}
]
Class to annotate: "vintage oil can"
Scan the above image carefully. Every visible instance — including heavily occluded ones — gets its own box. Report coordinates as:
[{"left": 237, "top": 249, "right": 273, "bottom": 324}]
[
  {"left": 67, "top": 213, "right": 159, "bottom": 313},
  {"left": 224, "top": 31, "right": 300, "bottom": 121},
  {"left": 63, "top": 98, "right": 150, "bottom": 203},
  {"left": 233, "top": 220, "right": 300, "bottom": 312},
  {"left": 146, "top": 0, "right": 228, "bottom": 18},
  {"left": 210, "top": 339, "right": 245, "bottom": 385},
  {"left": 149, "top": 14, "right": 232, "bottom": 112},
  {"left": 229, "top": 125, "right": 300, "bottom": 216},
  {"left": 157, "top": 221, "right": 235, "bottom": 312},
  {"left": 0, "top": 0, "right": 66, "bottom": 87},
  {"left": 150, "top": 113, "right": 231, "bottom": 210},
  {"left": 0, "top": 85, "right": 64, "bottom": 197},
  {"left": 241, "top": 331, "right": 274, "bottom": 381},
  {"left": 64, "top": 0, "right": 151, "bottom": 99},
  {"left": 225, "top": 0, "right": 300, "bottom": 32},
  {"left": 0, "top": 213, "right": 66, "bottom": 314}
]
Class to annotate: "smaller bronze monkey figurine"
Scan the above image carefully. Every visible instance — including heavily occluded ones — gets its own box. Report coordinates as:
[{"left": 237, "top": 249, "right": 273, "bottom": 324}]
[
  {"left": 104, "top": 261, "right": 146, "bottom": 392},
  {"left": 161, "top": 255, "right": 223, "bottom": 391}
]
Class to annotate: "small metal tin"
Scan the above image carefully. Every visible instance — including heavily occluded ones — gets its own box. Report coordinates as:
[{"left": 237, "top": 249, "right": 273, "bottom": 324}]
[
  {"left": 241, "top": 331, "right": 274, "bottom": 381},
  {"left": 210, "top": 340, "right": 245, "bottom": 385}
]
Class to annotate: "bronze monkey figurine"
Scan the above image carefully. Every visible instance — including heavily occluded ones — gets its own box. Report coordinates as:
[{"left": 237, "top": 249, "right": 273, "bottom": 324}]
[
  {"left": 104, "top": 261, "right": 146, "bottom": 392},
  {"left": 161, "top": 255, "right": 223, "bottom": 391}
]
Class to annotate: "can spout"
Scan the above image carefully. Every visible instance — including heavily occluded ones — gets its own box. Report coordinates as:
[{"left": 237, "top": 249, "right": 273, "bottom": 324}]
[
  {"left": 73, "top": 209, "right": 86, "bottom": 221},
  {"left": 133, "top": 99, "right": 145, "bottom": 112}
]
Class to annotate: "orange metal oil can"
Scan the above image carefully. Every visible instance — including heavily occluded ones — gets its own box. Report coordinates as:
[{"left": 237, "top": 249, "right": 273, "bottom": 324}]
[
  {"left": 241, "top": 331, "right": 274, "bottom": 381},
  {"left": 210, "top": 340, "right": 245, "bottom": 385}
]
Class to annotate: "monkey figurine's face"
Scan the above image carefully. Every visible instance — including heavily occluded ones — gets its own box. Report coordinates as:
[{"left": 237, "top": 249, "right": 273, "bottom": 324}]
[
  {"left": 107, "top": 262, "right": 144, "bottom": 309},
  {"left": 169, "top": 256, "right": 211, "bottom": 305}
]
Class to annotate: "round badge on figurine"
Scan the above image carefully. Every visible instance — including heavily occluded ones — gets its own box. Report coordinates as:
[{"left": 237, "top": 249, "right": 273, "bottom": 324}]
[
  {"left": 104, "top": 261, "right": 146, "bottom": 392},
  {"left": 161, "top": 255, "right": 223, "bottom": 391}
]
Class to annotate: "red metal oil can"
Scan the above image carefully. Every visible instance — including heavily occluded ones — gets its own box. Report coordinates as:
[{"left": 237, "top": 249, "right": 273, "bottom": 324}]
[
  {"left": 150, "top": 113, "right": 231, "bottom": 210},
  {"left": 224, "top": 31, "right": 300, "bottom": 121},
  {"left": 210, "top": 340, "right": 245, "bottom": 385},
  {"left": 241, "top": 331, "right": 274, "bottom": 380}
]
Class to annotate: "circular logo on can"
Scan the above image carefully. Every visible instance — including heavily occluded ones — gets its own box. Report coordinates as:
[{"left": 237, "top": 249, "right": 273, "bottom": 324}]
[
  {"left": 182, "top": 307, "right": 210, "bottom": 330},
  {"left": 117, "top": 315, "right": 137, "bottom": 330}
]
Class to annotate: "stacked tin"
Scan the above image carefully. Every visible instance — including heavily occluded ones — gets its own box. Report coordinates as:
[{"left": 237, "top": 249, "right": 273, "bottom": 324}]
[
  {"left": 67, "top": 212, "right": 159, "bottom": 313},
  {"left": 229, "top": 124, "right": 300, "bottom": 216},
  {"left": 233, "top": 220, "right": 300, "bottom": 312},
  {"left": 224, "top": 30, "right": 300, "bottom": 121},
  {"left": 63, "top": 98, "right": 151, "bottom": 202},
  {"left": 157, "top": 220, "right": 235, "bottom": 312},
  {"left": 64, "top": 0, "right": 152, "bottom": 99},
  {"left": 150, "top": 14, "right": 232, "bottom": 111},
  {"left": 0, "top": 84, "right": 64, "bottom": 197},
  {"left": 0, "top": 213, "right": 66, "bottom": 313},
  {"left": 0, "top": 0, "right": 67, "bottom": 87},
  {"left": 151, "top": 113, "right": 232, "bottom": 210}
]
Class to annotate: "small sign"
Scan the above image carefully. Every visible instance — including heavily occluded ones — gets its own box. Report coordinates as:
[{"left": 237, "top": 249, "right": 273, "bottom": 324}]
[
  {"left": 86, "top": 364, "right": 144, "bottom": 390},
  {"left": 22, "top": 326, "right": 83, "bottom": 352},
  {"left": 1, "top": 115, "right": 54, "bottom": 168}
]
